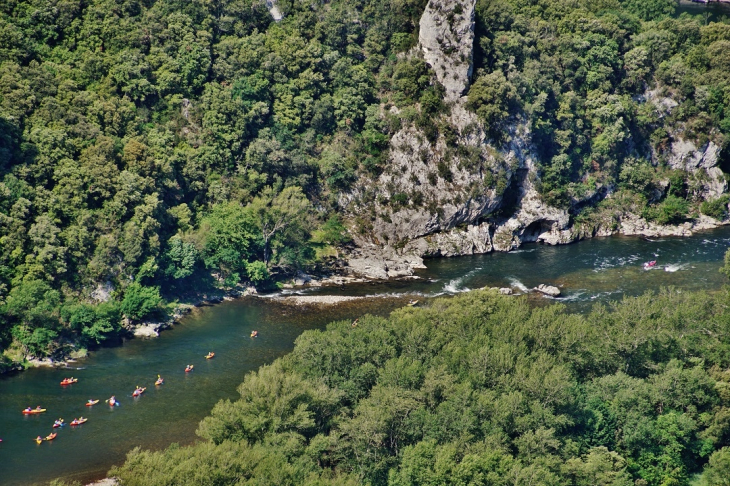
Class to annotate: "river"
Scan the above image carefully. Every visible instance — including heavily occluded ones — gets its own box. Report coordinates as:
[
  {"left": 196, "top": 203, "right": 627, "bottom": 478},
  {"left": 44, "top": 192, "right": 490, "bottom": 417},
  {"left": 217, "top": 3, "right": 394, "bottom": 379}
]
[
  {"left": 2, "top": 228, "right": 730, "bottom": 485},
  {"left": 677, "top": 0, "right": 730, "bottom": 22}
]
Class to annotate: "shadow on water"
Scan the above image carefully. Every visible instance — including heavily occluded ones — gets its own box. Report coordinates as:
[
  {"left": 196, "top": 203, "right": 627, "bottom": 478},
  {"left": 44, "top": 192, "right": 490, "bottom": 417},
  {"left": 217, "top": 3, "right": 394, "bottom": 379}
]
[
  {"left": 2, "top": 228, "right": 730, "bottom": 485},
  {"left": 676, "top": 0, "right": 730, "bottom": 23}
]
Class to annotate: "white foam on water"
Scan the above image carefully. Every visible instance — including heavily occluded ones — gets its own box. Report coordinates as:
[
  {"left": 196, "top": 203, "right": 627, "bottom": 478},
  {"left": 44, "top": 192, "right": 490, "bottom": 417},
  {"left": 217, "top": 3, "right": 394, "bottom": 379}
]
[
  {"left": 507, "top": 277, "right": 529, "bottom": 293},
  {"left": 664, "top": 263, "right": 688, "bottom": 273},
  {"left": 593, "top": 254, "right": 641, "bottom": 272},
  {"left": 441, "top": 267, "right": 483, "bottom": 294},
  {"left": 559, "top": 291, "right": 587, "bottom": 302}
]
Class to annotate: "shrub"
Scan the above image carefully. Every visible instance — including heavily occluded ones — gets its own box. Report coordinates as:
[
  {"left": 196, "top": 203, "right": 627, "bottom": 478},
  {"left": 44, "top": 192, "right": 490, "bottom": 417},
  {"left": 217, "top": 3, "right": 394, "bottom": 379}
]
[
  {"left": 642, "top": 195, "right": 690, "bottom": 225},
  {"left": 700, "top": 195, "right": 730, "bottom": 220},
  {"left": 121, "top": 283, "right": 162, "bottom": 322}
]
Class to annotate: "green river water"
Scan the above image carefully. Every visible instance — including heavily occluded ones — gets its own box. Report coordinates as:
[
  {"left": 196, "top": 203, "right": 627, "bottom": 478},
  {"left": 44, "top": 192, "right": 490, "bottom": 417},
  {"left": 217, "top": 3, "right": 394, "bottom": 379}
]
[{"left": 3, "top": 229, "right": 730, "bottom": 485}]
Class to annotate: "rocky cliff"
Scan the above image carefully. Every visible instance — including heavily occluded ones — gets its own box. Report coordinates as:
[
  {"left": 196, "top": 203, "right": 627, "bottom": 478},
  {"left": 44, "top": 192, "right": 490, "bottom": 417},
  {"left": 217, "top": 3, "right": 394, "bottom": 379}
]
[{"left": 339, "top": 0, "right": 728, "bottom": 280}]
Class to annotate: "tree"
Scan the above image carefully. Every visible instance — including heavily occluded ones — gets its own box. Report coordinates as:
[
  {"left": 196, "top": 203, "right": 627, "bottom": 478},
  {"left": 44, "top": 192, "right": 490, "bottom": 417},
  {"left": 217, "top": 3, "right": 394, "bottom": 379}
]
[
  {"left": 704, "top": 447, "right": 730, "bottom": 486},
  {"left": 121, "top": 283, "right": 162, "bottom": 322},
  {"left": 200, "top": 202, "right": 259, "bottom": 286},
  {"left": 164, "top": 236, "right": 199, "bottom": 280},
  {"left": 248, "top": 186, "right": 313, "bottom": 266}
]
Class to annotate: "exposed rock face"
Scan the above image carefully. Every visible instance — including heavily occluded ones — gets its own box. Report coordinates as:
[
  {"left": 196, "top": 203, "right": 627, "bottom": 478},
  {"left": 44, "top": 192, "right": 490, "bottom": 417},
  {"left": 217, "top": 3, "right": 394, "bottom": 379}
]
[
  {"left": 266, "top": 0, "right": 283, "bottom": 21},
  {"left": 347, "top": 246, "right": 426, "bottom": 280},
  {"left": 338, "top": 0, "right": 729, "bottom": 281},
  {"left": 419, "top": 0, "right": 476, "bottom": 102},
  {"left": 405, "top": 221, "right": 492, "bottom": 257},
  {"left": 668, "top": 140, "right": 726, "bottom": 198},
  {"left": 91, "top": 281, "right": 114, "bottom": 302}
]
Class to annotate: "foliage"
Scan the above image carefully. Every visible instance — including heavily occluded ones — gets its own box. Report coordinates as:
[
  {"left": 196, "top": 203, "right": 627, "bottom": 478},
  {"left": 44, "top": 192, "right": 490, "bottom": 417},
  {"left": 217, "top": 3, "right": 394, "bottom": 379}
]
[
  {"left": 472, "top": 0, "right": 730, "bottom": 205},
  {"left": 113, "top": 287, "right": 730, "bottom": 486},
  {"left": 120, "top": 283, "right": 162, "bottom": 322},
  {"left": 643, "top": 194, "right": 690, "bottom": 225},
  {"left": 0, "top": 0, "right": 423, "bottom": 358},
  {"left": 701, "top": 195, "right": 730, "bottom": 221}
]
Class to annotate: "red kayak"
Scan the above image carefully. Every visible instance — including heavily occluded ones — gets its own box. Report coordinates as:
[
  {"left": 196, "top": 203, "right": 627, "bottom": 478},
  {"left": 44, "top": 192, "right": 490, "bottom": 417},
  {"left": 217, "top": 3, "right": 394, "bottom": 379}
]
[
  {"left": 60, "top": 378, "right": 78, "bottom": 385},
  {"left": 643, "top": 260, "right": 657, "bottom": 270}
]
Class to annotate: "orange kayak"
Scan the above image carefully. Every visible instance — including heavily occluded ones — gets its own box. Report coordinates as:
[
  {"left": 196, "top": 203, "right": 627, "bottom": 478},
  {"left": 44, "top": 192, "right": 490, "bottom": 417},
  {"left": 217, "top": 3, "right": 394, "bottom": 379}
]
[
  {"left": 70, "top": 418, "right": 87, "bottom": 426},
  {"left": 44, "top": 433, "right": 57, "bottom": 441},
  {"left": 60, "top": 378, "right": 78, "bottom": 385},
  {"left": 85, "top": 400, "right": 99, "bottom": 406},
  {"left": 22, "top": 408, "right": 46, "bottom": 414}
]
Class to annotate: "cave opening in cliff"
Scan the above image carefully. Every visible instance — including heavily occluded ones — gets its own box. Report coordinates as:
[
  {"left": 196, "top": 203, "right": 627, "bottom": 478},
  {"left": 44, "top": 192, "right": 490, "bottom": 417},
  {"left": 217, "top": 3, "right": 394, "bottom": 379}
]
[
  {"left": 718, "top": 145, "right": 730, "bottom": 176},
  {"left": 522, "top": 220, "right": 553, "bottom": 243}
]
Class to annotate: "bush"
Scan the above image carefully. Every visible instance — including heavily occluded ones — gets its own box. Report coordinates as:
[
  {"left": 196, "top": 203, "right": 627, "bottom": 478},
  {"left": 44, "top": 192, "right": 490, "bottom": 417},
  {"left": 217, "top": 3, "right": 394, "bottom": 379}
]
[
  {"left": 314, "top": 215, "right": 352, "bottom": 246},
  {"left": 121, "top": 283, "right": 162, "bottom": 322},
  {"left": 245, "top": 260, "right": 269, "bottom": 284},
  {"left": 642, "top": 195, "right": 690, "bottom": 225},
  {"left": 62, "top": 302, "right": 122, "bottom": 345},
  {"left": 700, "top": 195, "right": 730, "bottom": 220}
]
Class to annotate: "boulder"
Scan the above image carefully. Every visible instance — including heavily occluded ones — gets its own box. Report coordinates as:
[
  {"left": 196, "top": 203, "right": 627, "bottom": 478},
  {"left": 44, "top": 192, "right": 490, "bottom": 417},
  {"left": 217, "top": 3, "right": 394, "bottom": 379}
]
[{"left": 534, "top": 284, "right": 560, "bottom": 297}]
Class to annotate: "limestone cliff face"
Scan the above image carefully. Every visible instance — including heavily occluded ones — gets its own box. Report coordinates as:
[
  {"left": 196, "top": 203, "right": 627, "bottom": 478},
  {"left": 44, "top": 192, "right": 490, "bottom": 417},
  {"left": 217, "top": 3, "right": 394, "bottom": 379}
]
[
  {"left": 338, "top": 0, "right": 727, "bottom": 280},
  {"left": 419, "top": 0, "right": 475, "bottom": 102},
  {"left": 340, "top": 0, "right": 572, "bottom": 278}
]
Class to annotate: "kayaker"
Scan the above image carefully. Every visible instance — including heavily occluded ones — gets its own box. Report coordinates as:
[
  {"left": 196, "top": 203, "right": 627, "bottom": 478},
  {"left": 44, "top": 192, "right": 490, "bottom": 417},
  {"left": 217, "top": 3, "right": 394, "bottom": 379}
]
[
  {"left": 35, "top": 405, "right": 42, "bottom": 410},
  {"left": 87, "top": 399, "right": 94, "bottom": 404},
  {"left": 25, "top": 407, "right": 31, "bottom": 412},
  {"left": 36, "top": 436, "right": 42, "bottom": 442}
]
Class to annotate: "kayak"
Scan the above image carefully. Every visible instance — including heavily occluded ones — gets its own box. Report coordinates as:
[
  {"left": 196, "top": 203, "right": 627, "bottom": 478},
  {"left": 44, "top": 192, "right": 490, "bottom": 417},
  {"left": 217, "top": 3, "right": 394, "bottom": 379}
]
[
  {"left": 205, "top": 353, "right": 215, "bottom": 359},
  {"left": 132, "top": 387, "right": 146, "bottom": 397},
  {"left": 22, "top": 409, "right": 46, "bottom": 415},
  {"left": 185, "top": 365, "right": 194, "bottom": 373},
  {"left": 52, "top": 422, "right": 65, "bottom": 428},
  {"left": 85, "top": 400, "right": 99, "bottom": 406},
  {"left": 106, "top": 399, "right": 120, "bottom": 406},
  {"left": 70, "top": 418, "right": 87, "bottom": 426},
  {"left": 44, "top": 433, "right": 57, "bottom": 441},
  {"left": 407, "top": 300, "right": 419, "bottom": 307},
  {"left": 60, "top": 378, "right": 78, "bottom": 385},
  {"left": 250, "top": 331, "right": 258, "bottom": 338},
  {"left": 35, "top": 437, "right": 43, "bottom": 444},
  {"left": 155, "top": 378, "right": 164, "bottom": 385},
  {"left": 643, "top": 260, "right": 657, "bottom": 270}
]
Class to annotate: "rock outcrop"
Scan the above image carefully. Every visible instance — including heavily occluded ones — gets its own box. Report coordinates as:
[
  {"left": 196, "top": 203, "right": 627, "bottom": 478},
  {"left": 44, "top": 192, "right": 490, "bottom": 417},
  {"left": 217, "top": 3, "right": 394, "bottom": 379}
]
[
  {"left": 337, "top": 0, "right": 729, "bottom": 280},
  {"left": 534, "top": 284, "right": 561, "bottom": 297},
  {"left": 667, "top": 139, "right": 726, "bottom": 199},
  {"left": 419, "top": 0, "right": 476, "bottom": 102}
]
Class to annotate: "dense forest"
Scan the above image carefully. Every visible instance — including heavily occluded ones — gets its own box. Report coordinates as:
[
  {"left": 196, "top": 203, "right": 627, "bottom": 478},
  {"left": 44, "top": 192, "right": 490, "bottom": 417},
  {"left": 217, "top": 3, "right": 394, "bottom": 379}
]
[
  {"left": 2, "top": 0, "right": 730, "bottom": 365},
  {"left": 95, "top": 285, "right": 730, "bottom": 486}
]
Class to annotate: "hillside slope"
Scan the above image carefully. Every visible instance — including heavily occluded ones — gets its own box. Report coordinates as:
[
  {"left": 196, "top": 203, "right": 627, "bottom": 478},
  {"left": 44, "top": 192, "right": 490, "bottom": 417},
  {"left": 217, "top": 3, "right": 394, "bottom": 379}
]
[{"left": 2, "top": 0, "right": 730, "bottom": 361}]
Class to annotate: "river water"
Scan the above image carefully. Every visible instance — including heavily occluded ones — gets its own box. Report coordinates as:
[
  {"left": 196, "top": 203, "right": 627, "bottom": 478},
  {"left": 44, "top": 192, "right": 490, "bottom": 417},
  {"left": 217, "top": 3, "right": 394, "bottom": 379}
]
[
  {"left": 2, "top": 229, "right": 730, "bottom": 485},
  {"left": 677, "top": 0, "right": 730, "bottom": 23}
]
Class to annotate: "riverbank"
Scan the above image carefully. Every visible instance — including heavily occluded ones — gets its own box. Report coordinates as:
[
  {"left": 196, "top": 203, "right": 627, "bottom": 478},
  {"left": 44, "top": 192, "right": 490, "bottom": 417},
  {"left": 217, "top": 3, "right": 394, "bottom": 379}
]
[
  {"left": 5, "top": 224, "right": 730, "bottom": 486},
  {"left": 7, "top": 215, "right": 728, "bottom": 376}
]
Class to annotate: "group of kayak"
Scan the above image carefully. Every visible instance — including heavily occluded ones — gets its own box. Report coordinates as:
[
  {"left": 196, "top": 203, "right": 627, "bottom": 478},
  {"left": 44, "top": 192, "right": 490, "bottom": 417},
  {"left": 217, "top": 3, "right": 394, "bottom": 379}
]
[
  {"left": 21, "top": 350, "right": 225, "bottom": 445},
  {"left": 34, "top": 417, "right": 87, "bottom": 444}
]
